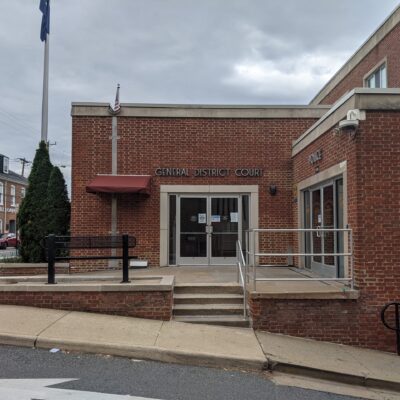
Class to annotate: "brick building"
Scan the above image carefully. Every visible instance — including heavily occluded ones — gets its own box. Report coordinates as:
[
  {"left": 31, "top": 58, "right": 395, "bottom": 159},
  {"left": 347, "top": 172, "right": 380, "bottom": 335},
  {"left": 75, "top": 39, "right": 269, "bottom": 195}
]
[
  {"left": 0, "top": 154, "right": 28, "bottom": 234},
  {"left": 70, "top": 7, "right": 400, "bottom": 351}
]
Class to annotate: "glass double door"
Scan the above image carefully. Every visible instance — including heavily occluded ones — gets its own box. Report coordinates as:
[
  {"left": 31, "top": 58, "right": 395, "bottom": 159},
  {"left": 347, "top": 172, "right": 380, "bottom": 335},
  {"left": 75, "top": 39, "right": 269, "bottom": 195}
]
[
  {"left": 178, "top": 196, "right": 239, "bottom": 265},
  {"left": 303, "top": 178, "right": 344, "bottom": 277}
]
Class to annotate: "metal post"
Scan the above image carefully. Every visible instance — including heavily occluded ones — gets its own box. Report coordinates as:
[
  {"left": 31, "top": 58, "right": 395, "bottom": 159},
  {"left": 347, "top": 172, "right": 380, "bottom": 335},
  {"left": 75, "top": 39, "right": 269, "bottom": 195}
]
[
  {"left": 47, "top": 234, "right": 56, "bottom": 284},
  {"left": 350, "top": 230, "right": 354, "bottom": 290},
  {"left": 121, "top": 234, "right": 130, "bottom": 283},
  {"left": 41, "top": 34, "right": 49, "bottom": 142},
  {"left": 381, "top": 302, "right": 400, "bottom": 356},
  {"left": 396, "top": 303, "right": 400, "bottom": 356},
  {"left": 245, "top": 231, "right": 249, "bottom": 283},
  {"left": 236, "top": 241, "right": 239, "bottom": 283},
  {"left": 253, "top": 230, "right": 256, "bottom": 291}
]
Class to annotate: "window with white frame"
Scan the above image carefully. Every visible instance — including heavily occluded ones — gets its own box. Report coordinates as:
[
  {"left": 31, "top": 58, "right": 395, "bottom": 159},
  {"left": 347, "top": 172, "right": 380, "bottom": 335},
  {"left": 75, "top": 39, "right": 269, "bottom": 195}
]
[
  {"left": 10, "top": 185, "right": 16, "bottom": 207},
  {"left": 21, "top": 187, "right": 26, "bottom": 198},
  {"left": 365, "top": 63, "right": 387, "bottom": 88},
  {"left": 2, "top": 157, "right": 8, "bottom": 174},
  {"left": 0, "top": 182, "right": 3, "bottom": 206}
]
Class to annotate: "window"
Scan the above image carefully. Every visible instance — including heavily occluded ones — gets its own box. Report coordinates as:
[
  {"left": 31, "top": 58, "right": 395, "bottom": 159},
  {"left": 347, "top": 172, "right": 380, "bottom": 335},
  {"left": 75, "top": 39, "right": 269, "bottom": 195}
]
[
  {"left": 0, "top": 182, "right": 3, "bottom": 206},
  {"left": 0, "top": 219, "right": 2, "bottom": 233},
  {"left": 2, "top": 157, "right": 8, "bottom": 174},
  {"left": 10, "top": 185, "right": 16, "bottom": 207},
  {"left": 21, "top": 187, "right": 26, "bottom": 198},
  {"left": 365, "top": 63, "right": 387, "bottom": 88}
]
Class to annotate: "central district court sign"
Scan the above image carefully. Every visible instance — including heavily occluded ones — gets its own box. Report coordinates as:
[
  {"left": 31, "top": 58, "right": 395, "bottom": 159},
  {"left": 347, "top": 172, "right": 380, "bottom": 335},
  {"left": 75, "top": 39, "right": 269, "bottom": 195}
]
[{"left": 155, "top": 167, "right": 263, "bottom": 177}]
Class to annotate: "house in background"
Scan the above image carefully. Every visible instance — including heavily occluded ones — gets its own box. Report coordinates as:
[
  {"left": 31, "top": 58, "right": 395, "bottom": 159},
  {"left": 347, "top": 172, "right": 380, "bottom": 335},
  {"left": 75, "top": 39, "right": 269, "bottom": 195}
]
[{"left": 0, "top": 154, "right": 28, "bottom": 234}]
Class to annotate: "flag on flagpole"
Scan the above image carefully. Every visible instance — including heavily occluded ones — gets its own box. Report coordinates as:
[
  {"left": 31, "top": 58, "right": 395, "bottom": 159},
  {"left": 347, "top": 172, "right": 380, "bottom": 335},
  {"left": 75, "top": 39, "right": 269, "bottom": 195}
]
[
  {"left": 39, "top": 0, "right": 50, "bottom": 42},
  {"left": 113, "top": 84, "right": 121, "bottom": 113}
]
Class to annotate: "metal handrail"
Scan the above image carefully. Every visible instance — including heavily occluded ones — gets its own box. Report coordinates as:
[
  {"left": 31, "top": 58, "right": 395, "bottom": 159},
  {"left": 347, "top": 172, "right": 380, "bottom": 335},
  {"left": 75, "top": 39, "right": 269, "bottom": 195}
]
[
  {"left": 245, "top": 227, "right": 354, "bottom": 291},
  {"left": 236, "top": 240, "right": 247, "bottom": 318}
]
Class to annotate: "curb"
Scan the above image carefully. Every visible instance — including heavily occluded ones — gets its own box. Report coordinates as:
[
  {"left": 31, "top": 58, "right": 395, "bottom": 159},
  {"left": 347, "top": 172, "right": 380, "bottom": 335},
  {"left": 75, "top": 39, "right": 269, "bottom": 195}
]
[
  {"left": 0, "top": 333, "right": 36, "bottom": 348},
  {"left": 1, "top": 333, "right": 398, "bottom": 392},
  {"left": 35, "top": 337, "right": 268, "bottom": 371},
  {"left": 267, "top": 359, "right": 400, "bottom": 393}
]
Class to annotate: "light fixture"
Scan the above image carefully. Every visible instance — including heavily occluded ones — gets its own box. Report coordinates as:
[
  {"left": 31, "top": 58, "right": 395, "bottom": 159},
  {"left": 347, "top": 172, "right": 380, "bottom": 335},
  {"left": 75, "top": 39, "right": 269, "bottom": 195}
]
[{"left": 269, "top": 185, "right": 277, "bottom": 196}]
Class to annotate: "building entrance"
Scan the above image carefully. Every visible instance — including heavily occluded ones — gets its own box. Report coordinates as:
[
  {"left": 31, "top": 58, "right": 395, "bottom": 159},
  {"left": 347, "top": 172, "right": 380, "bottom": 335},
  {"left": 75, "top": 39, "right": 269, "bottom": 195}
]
[
  {"left": 171, "top": 194, "right": 248, "bottom": 266},
  {"left": 303, "top": 177, "right": 344, "bottom": 277}
]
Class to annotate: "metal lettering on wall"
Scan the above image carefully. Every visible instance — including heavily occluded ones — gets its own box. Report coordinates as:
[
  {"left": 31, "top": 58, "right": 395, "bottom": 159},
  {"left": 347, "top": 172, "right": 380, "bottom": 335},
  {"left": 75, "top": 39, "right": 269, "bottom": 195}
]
[
  {"left": 155, "top": 167, "right": 263, "bottom": 177},
  {"left": 308, "top": 149, "right": 323, "bottom": 165}
]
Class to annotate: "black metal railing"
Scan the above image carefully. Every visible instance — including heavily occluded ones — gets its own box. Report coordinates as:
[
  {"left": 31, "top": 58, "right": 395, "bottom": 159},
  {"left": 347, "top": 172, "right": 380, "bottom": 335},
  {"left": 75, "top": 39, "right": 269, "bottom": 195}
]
[
  {"left": 381, "top": 302, "right": 400, "bottom": 355},
  {"left": 45, "top": 234, "right": 136, "bottom": 285}
]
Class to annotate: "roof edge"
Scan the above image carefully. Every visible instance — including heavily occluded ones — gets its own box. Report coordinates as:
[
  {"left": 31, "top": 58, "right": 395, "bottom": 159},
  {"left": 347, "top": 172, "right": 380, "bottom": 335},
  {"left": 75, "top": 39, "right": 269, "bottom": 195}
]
[
  {"left": 294, "top": 88, "right": 400, "bottom": 155},
  {"left": 71, "top": 102, "right": 330, "bottom": 119},
  {"left": 309, "top": 5, "right": 400, "bottom": 105}
]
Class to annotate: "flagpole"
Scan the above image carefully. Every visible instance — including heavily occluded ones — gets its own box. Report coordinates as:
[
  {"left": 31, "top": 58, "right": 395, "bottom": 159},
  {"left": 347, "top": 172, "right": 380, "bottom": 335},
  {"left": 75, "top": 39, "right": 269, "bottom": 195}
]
[{"left": 41, "top": 32, "right": 49, "bottom": 143}]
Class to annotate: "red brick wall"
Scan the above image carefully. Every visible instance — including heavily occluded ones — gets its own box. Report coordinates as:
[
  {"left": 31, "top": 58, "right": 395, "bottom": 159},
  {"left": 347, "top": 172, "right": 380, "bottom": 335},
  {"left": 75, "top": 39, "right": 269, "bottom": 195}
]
[
  {"left": 317, "top": 24, "right": 400, "bottom": 105},
  {"left": 249, "top": 297, "right": 396, "bottom": 352},
  {"left": 0, "top": 290, "right": 172, "bottom": 320},
  {"left": 0, "top": 265, "right": 69, "bottom": 276},
  {"left": 286, "top": 110, "right": 400, "bottom": 352},
  {"left": 71, "top": 116, "right": 317, "bottom": 269}
]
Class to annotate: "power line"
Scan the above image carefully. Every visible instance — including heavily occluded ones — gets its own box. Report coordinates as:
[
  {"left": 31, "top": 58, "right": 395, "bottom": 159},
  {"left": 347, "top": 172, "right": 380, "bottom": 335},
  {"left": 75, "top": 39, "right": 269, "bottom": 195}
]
[
  {"left": 0, "top": 107, "right": 38, "bottom": 132},
  {"left": 16, "top": 158, "right": 32, "bottom": 177}
]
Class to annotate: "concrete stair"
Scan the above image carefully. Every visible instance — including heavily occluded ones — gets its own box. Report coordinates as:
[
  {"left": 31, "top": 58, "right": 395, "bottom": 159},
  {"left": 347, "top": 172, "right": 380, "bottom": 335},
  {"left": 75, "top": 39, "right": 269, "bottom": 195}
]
[{"left": 172, "top": 284, "right": 249, "bottom": 327}]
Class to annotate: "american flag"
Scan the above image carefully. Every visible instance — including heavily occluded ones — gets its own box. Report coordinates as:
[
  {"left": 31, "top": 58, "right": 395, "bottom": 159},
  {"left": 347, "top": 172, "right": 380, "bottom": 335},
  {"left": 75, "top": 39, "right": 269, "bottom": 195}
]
[
  {"left": 39, "top": 0, "right": 50, "bottom": 42},
  {"left": 113, "top": 84, "right": 121, "bottom": 113}
]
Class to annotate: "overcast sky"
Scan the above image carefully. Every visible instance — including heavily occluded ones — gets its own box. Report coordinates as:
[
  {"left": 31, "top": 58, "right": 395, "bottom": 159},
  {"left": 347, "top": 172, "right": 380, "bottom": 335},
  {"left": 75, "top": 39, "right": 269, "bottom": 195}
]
[{"left": 0, "top": 0, "right": 399, "bottom": 188}]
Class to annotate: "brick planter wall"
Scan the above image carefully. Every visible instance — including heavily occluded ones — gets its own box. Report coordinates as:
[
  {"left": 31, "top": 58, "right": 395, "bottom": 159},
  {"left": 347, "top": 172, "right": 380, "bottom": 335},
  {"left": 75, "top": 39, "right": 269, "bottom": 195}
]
[
  {"left": 249, "top": 297, "right": 396, "bottom": 353},
  {"left": 0, "top": 290, "right": 172, "bottom": 321},
  {"left": 0, "top": 264, "right": 69, "bottom": 276}
]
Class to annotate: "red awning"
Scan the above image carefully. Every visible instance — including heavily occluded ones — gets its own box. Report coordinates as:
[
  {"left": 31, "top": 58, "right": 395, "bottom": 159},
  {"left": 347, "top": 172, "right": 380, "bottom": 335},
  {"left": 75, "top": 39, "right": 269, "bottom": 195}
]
[{"left": 86, "top": 175, "right": 151, "bottom": 195}]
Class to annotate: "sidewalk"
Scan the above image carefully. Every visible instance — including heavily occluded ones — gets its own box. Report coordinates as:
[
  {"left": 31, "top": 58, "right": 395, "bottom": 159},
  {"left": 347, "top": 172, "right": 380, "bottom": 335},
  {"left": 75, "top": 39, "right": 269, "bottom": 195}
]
[{"left": 0, "top": 305, "right": 399, "bottom": 391}]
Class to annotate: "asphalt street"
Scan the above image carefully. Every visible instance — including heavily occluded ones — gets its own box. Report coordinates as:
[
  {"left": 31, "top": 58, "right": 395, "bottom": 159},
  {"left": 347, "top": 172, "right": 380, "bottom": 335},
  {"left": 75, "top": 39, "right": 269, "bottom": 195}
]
[{"left": 0, "top": 345, "right": 365, "bottom": 400}]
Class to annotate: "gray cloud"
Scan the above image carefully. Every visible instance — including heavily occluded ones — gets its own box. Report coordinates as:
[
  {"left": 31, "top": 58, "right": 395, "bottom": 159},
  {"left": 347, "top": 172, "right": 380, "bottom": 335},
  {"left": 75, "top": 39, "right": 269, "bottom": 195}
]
[{"left": 0, "top": 0, "right": 398, "bottom": 187}]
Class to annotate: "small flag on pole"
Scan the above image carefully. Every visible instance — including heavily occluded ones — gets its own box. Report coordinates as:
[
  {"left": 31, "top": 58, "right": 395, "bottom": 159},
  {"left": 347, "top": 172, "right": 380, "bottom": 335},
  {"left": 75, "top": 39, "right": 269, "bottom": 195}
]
[
  {"left": 113, "top": 84, "right": 121, "bottom": 113},
  {"left": 39, "top": 0, "right": 50, "bottom": 42}
]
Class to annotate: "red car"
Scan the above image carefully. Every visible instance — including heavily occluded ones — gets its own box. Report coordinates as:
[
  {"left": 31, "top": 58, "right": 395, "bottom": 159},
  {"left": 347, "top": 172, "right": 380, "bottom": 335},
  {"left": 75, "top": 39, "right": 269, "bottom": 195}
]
[{"left": 0, "top": 233, "right": 19, "bottom": 249}]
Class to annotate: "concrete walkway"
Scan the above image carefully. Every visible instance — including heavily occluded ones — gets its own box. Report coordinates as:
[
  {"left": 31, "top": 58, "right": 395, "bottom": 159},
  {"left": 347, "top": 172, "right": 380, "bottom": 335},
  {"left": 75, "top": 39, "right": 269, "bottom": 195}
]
[{"left": 0, "top": 305, "right": 399, "bottom": 391}]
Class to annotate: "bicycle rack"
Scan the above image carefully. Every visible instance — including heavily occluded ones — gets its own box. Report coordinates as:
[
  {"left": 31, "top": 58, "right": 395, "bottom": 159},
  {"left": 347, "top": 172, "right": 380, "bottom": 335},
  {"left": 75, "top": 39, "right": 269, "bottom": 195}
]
[{"left": 381, "top": 302, "right": 400, "bottom": 355}]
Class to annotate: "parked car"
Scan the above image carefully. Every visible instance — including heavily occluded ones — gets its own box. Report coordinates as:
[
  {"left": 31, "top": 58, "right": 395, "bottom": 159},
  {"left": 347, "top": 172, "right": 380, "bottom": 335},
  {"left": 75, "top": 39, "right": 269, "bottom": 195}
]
[{"left": 0, "top": 233, "right": 19, "bottom": 249}]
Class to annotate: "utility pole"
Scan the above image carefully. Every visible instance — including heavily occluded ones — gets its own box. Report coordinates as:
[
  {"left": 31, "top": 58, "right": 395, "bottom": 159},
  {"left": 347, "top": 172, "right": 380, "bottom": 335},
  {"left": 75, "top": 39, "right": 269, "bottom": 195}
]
[{"left": 17, "top": 158, "right": 31, "bottom": 177}]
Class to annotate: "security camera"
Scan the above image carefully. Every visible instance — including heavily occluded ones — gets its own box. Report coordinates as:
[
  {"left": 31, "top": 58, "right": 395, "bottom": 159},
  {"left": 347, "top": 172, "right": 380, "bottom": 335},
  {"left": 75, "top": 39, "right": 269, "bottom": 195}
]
[
  {"left": 338, "top": 119, "right": 359, "bottom": 130},
  {"left": 338, "top": 119, "right": 359, "bottom": 138}
]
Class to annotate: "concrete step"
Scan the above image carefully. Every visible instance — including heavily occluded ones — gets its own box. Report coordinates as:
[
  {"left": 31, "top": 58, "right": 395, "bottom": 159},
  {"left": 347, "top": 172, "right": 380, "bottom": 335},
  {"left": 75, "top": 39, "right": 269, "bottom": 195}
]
[
  {"left": 174, "top": 283, "right": 242, "bottom": 294},
  {"left": 173, "top": 315, "right": 250, "bottom": 328},
  {"left": 173, "top": 303, "right": 243, "bottom": 316},
  {"left": 174, "top": 293, "right": 244, "bottom": 305}
]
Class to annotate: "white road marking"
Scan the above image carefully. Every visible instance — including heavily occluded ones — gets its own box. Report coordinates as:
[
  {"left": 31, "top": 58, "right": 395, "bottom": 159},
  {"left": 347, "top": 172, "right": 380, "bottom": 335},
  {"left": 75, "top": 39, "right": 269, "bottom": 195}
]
[{"left": 0, "top": 379, "right": 162, "bottom": 400}]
